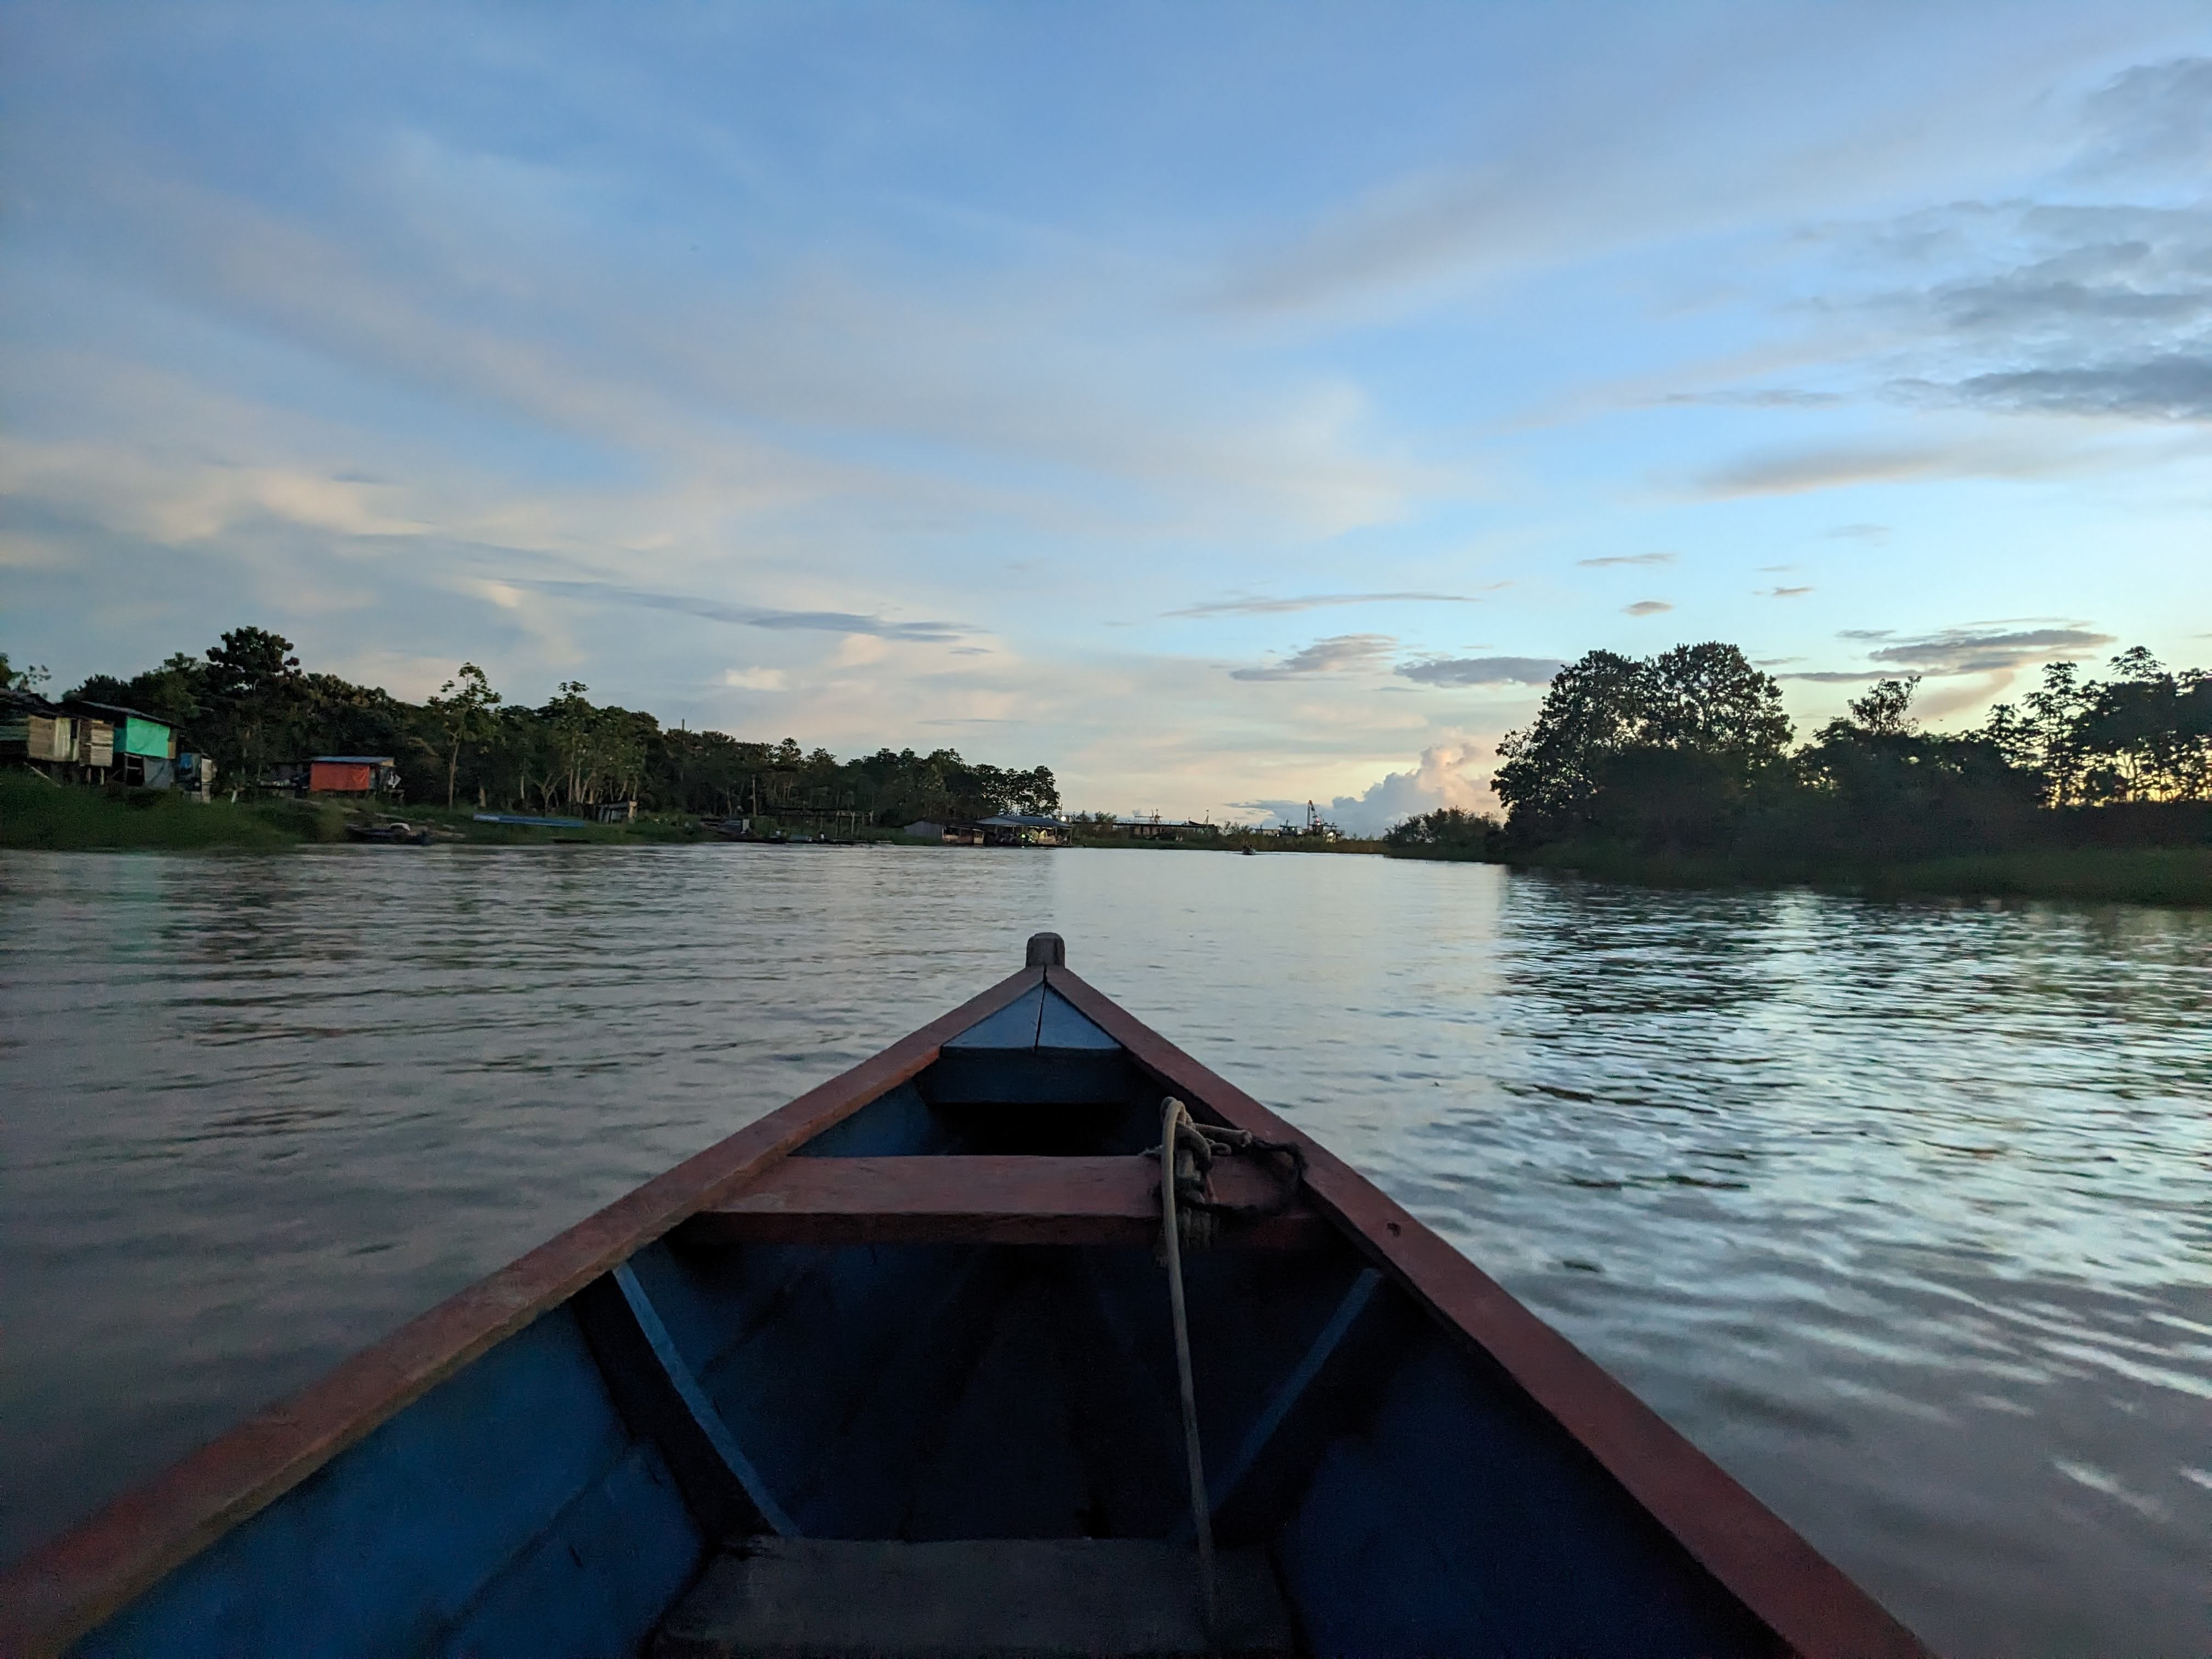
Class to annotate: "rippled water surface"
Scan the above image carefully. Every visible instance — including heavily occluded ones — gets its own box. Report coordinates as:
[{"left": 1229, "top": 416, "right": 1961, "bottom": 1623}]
[{"left": 4, "top": 847, "right": 2208, "bottom": 1655}]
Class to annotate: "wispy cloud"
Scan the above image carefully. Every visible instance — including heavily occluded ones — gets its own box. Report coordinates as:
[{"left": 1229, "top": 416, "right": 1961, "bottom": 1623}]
[
  {"left": 506, "top": 578, "right": 975, "bottom": 642},
  {"left": 1229, "top": 633, "right": 1397, "bottom": 681},
  {"left": 1761, "top": 585, "right": 1815, "bottom": 597},
  {"left": 1865, "top": 624, "right": 2114, "bottom": 675},
  {"left": 1661, "top": 388, "right": 1843, "bottom": 408},
  {"left": 1577, "top": 552, "right": 1674, "bottom": 568},
  {"left": 1395, "top": 655, "right": 1562, "bottom": 687},
  {"left": 1166, "top": 590, "right": 1496, "bottom": 618},
  {"left": 1623, "top": 599, "right": 1673, "bottom": 616}
]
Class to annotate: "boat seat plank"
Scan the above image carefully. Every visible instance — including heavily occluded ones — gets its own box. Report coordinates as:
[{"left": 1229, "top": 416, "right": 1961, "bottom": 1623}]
[
  {"left": 653, "top": 1537, "right": 1296, "bottom": 1658},
  {"left": 679, "top": 1155, "right": 1325, "bottom": 1249}
]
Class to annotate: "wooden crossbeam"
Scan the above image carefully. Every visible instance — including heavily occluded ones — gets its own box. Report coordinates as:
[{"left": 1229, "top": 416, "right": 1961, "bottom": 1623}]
[{"left": 679, "top": 1155, "right": 1326, "bottom": 1249}]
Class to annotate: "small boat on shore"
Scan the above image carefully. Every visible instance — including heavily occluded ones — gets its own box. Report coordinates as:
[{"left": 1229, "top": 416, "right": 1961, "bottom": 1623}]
[
  {"left": 342, "top": 818, "right": 431, "bottom": 845},
  {"left": 0, "top": 935, "right": 1929, "bottom": 1658}
]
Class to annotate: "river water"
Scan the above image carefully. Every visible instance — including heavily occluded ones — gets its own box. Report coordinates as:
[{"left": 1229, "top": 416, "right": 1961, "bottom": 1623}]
[{"left": 2, "top": 846, "right": 2207, "bottom": 1655}]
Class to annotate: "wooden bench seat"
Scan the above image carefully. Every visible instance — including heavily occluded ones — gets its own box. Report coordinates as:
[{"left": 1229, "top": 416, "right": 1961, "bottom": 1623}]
[{"left": 678, "top": 1155, "right": 1324, "bottom": 1249}]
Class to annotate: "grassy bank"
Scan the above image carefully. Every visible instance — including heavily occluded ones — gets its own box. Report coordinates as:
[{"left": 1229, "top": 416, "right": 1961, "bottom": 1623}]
[
  {"left": 0, "top": 775, "right": 939, "bottom": 850},
  {"left": 0, "top": 773, "right": 352, "bottom": 849},
  {"left": 1441, "top": 838, "right": 2212, "bottom": 906}
]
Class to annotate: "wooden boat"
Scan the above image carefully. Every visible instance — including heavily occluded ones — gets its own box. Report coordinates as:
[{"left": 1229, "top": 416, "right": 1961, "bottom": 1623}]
[
  {"left": 343, "top": 819, "right": 432, "bottom": 845},
  {"left": 0, "top": 935, "right": 1931, "bottom": 1659}
]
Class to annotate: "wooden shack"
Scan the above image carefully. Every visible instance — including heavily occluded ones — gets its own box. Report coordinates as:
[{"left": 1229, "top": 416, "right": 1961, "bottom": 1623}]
[
  {"left": 308, "top": 756, "right": 400, "bottom": 796},
  {"left": 72, "top": 701, "right": 174, "bottom": 786},
  {"left": 6, "top": 692, "right": 116, "bottom": 780}
]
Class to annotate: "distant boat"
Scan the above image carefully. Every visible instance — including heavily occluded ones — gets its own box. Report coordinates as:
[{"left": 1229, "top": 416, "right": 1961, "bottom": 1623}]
[
  {"left": 0, "top": 935, "right": 1929, "bottom": 1659},
  {"left": 342, "top": 819, "right": 430, "bottom": 845}
]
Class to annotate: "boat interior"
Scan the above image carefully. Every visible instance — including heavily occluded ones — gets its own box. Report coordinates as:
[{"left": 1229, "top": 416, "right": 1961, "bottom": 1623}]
[{"left": 72, "top": 982, "right": 1786, "bottom": 1659}]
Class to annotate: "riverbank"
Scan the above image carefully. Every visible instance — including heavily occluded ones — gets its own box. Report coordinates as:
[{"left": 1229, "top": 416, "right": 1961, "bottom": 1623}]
[
  {"left": 0, "top": 776, "right": 714, "bottom": 850},
  {"left": 1414, "top": 839, "right": 2212, "bottom": 906}
]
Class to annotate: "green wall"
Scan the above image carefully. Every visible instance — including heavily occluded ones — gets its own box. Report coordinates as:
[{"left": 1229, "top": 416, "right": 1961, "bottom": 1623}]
[{"left": 117, "top": 716, "right": 174, "bottom": 759}]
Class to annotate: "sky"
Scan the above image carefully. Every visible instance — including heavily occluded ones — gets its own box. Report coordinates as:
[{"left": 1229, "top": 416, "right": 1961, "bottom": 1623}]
[{"left": 3, "top": 3, "right": 2208, "bottom": 831}]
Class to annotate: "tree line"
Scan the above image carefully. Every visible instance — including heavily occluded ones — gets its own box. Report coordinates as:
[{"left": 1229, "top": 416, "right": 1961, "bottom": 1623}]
[
  {"left": 41, "top": 627, "right": 1060, "bottom": 825},
  {"left": 1387, "top": 641, "right": 2212, "bottom": 861}
]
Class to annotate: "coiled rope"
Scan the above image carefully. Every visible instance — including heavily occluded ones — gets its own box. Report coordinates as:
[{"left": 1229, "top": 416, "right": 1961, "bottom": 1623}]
[{"left": 1152, "top": 1097, "right": 1308, "bottom": 1644}]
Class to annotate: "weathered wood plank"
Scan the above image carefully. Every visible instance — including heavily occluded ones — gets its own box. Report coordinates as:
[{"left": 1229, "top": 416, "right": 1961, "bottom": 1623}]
[
  {"left": 1042, "top": 964, "right": 1932, "bottom": 1659},
  {"left": 679, "top": 1155, "right": 1325, "bottom": 1249},
  {"left": 0, "top": 966, "right": 1048, "bottom": 1659}
]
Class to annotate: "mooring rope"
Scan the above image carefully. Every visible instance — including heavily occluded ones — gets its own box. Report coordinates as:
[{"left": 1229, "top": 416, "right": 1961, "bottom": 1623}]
[
  {"left": 1156, "top": 1096, "right": 1218, "bottom": 1641},
  {"left": 1151, "top": 1096, "right": 1312, "bottom": 1645}
]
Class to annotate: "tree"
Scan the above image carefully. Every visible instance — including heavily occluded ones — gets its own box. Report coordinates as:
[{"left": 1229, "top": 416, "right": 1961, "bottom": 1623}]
[
  {"left": 421, "top": 664, "right": 503, "bottom": 808},
  {"left": 202, "top": 627, "right": 304, "bottom": 792},
  {"left": 1, "top": 654, "right": 52, "bottom": 693},
  {"left": 1384, "top": 807, "right": 1498, "bottom": 855},
  {"left": 1493, "top": 643, "right": 1791, "bottom": 844},
  {"left": 1843, "top": 676, "right": 1920, "bottom": 738}
]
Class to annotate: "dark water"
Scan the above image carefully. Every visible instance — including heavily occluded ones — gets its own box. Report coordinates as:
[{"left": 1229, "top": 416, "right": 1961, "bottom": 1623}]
[{"left": 3, "top": 846, "right": 2208, "bottom": 1656}]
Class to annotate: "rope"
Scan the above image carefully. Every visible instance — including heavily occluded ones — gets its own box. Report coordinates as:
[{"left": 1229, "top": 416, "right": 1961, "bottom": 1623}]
[
  {"left": 1156, "top": 1096, "right": 1217, "bottom": 1642},
  {"left": 1150, "top": 1097, "right": 1307, "bottom": 1644}
]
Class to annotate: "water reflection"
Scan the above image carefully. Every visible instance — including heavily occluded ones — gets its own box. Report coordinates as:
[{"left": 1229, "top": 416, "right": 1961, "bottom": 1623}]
[{"left": 2, "top": 847, "right": 2207, "bottom": 1656}]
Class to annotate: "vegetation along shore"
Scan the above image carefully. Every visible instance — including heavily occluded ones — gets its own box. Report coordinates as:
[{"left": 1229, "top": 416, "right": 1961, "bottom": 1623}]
[
  {"left": 1383, "top": 641, "right": 2212, "bottom": 905},
  {"left": 6, "top": 630, "right": 2209, "bottom": 904}
]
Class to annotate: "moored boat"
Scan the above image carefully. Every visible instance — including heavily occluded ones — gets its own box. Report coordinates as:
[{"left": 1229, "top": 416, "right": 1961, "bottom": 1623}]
[{"left": 0, "top": 935, "right": 1932, "bottom": 1658}]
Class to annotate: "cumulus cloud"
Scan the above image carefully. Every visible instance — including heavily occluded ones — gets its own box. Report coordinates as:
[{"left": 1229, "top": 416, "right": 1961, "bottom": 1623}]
[
  {"left": 1242, "top": 739, "right": 1491, "bottom": 836},
  {"left": 1623, "top": 599, "right": 1673, "bottom": 616},
  {"left": 1577, "top": 552, "right": 1674, "bottom": 567},
  {"left": 1395, "top": 655, "right": 1562, "bottom": 686},
  {"left": 1228, "top": 633, "right": 1396, "bottom": 681},
  {"left": 1166, "top": 590, "right": 1494, "bottom": 618}
]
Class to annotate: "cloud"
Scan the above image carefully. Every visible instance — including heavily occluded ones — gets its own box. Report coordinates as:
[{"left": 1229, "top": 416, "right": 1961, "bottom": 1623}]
[
  {"left": 1781, "top": 670, "right": 1887, "bottom": 683},
  {"left": 1950, "top": 354, "right": 2212, "bottom": 421},
  {"left": 721, "top": 667, "right": 787, "bottom": 690},
  {"left": 1660, "top": 388, "right": 1843, "bottom": 407},
  {"left": 1761, "top": 585, "right": 1815, "bottom": 597},
  {"left": 1577, "top": 552, "right": 1674, "bottom": 568},
  {"left": 1242, "top": 739, "right": 1491, "bottom": 836},
  {"left": 1623, "top": 600, "right": 1673, "bottom": 616},
  {"left": 1166, "top": 590, "right": 1496, "bottom": 618},
  {"left": 1865, "top": 624, "right": 2115, "bottom": 675},
  {"left": 1693, "top": 443, "right": 1967, "bottom": 496},
  {"left": 2078, "top": 57, "right": 2212, "bottom": 177},
  {"left": 503, "top": 578, "right": 974, "bottom": 642},
  {"left": 1395, "top": 655, "right": 1562, "bottom": 686},
  {"left": 1228, "top": 633, "right": 1396, "bottom": 681},
  {"left": 1826, "top": 523, "right": 1889, "bottom": 540}
]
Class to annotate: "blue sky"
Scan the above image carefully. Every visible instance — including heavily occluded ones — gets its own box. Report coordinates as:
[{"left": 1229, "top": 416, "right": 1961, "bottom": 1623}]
[{"left": 4, "top": 3, "right": 2208, "bottom": 830}]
